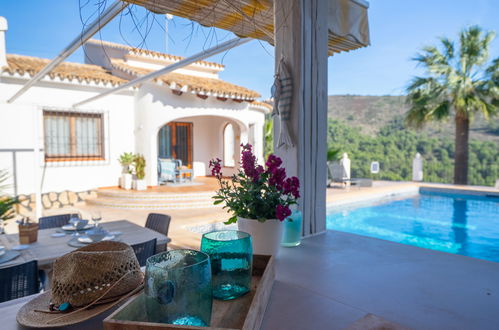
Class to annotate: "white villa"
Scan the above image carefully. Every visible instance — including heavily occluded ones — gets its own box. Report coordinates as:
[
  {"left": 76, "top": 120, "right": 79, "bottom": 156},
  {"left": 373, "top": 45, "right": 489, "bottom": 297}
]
[{"left": 0, "top": 19, "right": 270, "bottom": 207}]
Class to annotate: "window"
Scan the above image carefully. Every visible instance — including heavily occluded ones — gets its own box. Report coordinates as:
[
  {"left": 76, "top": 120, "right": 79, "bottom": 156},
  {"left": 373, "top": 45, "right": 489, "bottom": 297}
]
[
  {"left": 248, "top": 123, "right": 256, "bottom": 148},
  {"left": 223, "top": 123, "right": 235, "bottom": 167},
  {"left": 43, "top": 110, "right": 104, "bottom": 161}
]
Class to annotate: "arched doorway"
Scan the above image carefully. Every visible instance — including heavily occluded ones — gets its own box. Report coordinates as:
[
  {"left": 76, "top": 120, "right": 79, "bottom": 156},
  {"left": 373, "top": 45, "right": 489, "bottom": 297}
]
[{"left": 158, "top": 121, "right": 193, "bottom": 166}]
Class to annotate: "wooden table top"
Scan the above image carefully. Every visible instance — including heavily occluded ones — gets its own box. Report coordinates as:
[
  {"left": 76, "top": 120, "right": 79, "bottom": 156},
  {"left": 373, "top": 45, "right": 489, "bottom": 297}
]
[{"left": 0, "top": 220, "right": 170, "bottom": 269}]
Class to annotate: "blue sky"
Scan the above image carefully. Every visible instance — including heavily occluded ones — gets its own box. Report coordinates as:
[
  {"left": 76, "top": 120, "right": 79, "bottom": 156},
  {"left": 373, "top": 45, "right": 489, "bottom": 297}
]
[{"left": 1, "top": 0, "right": 498, "bottom": 99}]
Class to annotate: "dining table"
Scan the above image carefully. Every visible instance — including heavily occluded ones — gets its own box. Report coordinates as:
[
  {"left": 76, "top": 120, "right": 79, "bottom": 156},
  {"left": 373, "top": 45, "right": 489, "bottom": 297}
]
[{"left": 0, "top": 220, "right": 170, "bottom": 270}]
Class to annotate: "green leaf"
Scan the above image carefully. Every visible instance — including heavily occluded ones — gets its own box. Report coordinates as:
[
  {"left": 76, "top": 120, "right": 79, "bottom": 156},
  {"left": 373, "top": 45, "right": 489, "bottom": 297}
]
[{"left": 224, "top": 216, "right": 238, "bottom": 225}]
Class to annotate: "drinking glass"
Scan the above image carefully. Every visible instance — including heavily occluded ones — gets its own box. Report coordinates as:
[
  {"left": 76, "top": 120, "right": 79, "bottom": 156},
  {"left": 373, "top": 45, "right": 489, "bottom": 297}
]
[
  {"left": 201, "top": 230, "right": 253, "bottom": 300},
  {"left": 145, "top": 249, "right": 212, "bottom": 326},
  {"left": 91, "top": 211, "right": 102, "bottom": 228},
  {"left": 69, "top": 214, "right": 81, "bottom": 237}
]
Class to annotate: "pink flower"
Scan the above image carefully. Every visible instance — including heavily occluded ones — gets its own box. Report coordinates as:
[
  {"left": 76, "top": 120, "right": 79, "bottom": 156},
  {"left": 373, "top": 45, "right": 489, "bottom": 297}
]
[
  {"left": 276, "top": 204, "right": 291, "bottom": 221},
  {"left": 283, "top": 176, "right": 300, "bottom": 198},
  {"left": 269, "top": 167, "right": 286, "bottom": 190},
  {"left": 265, "top": 154, "right": 282, "bottom": 172},
  {"left": 209, "top": 158, "right": 222, "bottom": 177},
  {"left": 240, "top": 144, "right": 262, "bottom": 182}
]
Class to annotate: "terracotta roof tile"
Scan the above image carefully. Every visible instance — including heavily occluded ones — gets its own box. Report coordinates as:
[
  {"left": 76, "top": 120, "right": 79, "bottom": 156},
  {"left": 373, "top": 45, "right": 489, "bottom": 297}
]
[
  {"left": 111, "top": 58, "right": 260, "bottom": 100},
  {"left": 86, "top": 39, "right": 224, "bottom": 69},
  {"left": 250, "top": 101, "right": 272, "bottom": 111},
  {"left": 2, "top": 54, "right": 125, "bottom": 86}
]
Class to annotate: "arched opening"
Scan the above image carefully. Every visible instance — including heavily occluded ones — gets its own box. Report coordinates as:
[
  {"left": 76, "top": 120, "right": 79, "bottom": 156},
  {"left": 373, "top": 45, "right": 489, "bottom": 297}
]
[{"left": 223, "top": 123, "right": 236, "bottom": 167}]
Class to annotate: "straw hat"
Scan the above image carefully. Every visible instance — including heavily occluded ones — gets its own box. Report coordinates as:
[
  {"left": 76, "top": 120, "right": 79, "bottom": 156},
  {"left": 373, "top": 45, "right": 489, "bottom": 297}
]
[{"left": 17, "top": 241, "right": 144, "bottom": 328}]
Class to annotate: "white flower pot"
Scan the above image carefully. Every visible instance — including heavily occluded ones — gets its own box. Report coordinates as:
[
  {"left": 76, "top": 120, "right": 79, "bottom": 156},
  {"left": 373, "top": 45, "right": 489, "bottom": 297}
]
[
  {"left": 121, "top": 173, "right": 132, "bottom": 190},
  {"left": 237, "top": 217, "right": 284, "bottom": 255},
  {"left": 133, "top": 179, "right": 147, "bottom": 191}
]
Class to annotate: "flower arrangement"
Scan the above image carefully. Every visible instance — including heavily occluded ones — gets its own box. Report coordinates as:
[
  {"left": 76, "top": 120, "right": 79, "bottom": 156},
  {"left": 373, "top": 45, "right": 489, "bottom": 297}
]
[{"left": 210, "top": 144, "right": 300, "bottom": 224}]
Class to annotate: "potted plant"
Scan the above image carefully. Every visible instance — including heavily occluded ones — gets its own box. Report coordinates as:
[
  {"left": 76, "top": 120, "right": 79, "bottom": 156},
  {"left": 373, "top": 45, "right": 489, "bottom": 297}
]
[
  {"left": 210, "top": 144, "right": 300, "bottom": 255},
  {"left": 118, "top": 152, "right": 134, "bottom": 190},
  {"left": 133, "top": 154, "right": 147, "bottom": 191},
  {"left": 0, "top": 169, "right": 19, "bottom": 234}
]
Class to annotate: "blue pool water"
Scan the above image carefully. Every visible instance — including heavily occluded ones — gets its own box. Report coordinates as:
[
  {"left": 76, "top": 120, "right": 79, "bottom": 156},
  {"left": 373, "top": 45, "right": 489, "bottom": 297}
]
[{"left": 327, "top": 191, "right": 499, "bottom": 262}]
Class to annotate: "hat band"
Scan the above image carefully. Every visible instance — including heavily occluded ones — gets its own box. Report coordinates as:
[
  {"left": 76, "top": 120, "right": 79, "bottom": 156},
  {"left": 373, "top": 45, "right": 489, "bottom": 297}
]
[{"left": 34, "top": 269, "right": 143, "bottom": 324}]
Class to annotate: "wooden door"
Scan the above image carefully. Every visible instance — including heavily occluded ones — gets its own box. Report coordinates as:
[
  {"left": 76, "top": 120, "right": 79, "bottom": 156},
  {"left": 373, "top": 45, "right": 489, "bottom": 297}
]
[{"left": 158, "top": 122, "right": 192, "bottom": 166}]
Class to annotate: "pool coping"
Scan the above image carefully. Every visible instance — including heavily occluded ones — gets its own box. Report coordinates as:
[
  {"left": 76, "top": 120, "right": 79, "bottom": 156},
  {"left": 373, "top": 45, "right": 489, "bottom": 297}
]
[{"left": 327, "top": 182, "right": 499, "bottom": 210}]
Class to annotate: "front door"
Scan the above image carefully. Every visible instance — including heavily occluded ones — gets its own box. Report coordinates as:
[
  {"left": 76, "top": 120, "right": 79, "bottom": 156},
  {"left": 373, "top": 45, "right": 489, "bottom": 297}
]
[{"left": 158, "top": 122, "right": 193, "bottom": 166}]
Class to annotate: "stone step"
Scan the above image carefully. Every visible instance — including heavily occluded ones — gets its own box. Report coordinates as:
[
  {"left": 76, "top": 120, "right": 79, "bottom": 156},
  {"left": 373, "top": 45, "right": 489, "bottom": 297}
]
[
  {"left": 96, "top": 190, "right": 214, "bottom": 201},
  {"left": 86, "top": 197, "right": 217, "bottom": 210}
]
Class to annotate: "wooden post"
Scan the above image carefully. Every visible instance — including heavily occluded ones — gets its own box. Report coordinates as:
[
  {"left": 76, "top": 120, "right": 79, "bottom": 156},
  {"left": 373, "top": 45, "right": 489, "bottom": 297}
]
[
  {"left": 274, "top": 0, "right": 328, "bottom": 236},
  {"left": 33, "top": 107, "right": 42, "bottom": 220}
]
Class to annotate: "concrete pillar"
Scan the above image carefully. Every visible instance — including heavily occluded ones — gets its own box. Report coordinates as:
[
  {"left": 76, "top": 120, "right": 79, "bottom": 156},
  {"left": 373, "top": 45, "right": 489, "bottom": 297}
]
[
  {"left": 413, "top": 153, "right": 423, "bottom": 181},
  {"left": 340, "top": 153, "right": 351, "bottom": 180}
]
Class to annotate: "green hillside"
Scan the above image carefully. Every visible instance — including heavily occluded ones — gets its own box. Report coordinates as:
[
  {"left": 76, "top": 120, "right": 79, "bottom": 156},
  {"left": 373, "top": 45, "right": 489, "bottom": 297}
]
[
  {"left": 327, "top": 95, "right": 499, "bottom": 186},
  {"left": 328, "top": 95, "right": 499, "bottom": 143}
]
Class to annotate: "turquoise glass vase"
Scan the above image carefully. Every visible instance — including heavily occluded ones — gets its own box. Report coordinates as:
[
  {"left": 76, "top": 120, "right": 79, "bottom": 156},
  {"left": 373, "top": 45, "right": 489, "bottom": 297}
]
[
  {"left": 144, "top": 249, "right": 212, "bottom": 327},
  {"left": 201, "top": 230, "right": 253, "bottom": 300},
  {"left": 281, "top": 209, "right": 302, "bottom": 247}
]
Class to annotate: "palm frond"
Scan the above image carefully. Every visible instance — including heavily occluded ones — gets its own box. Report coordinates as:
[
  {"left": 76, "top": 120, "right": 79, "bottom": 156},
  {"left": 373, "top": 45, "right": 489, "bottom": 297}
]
[
  {"left": 439, "top": 37, "right": 455, "bottom": 61},
  {"left": 0, "top": 170, "right": 11, "bottom": 194}
]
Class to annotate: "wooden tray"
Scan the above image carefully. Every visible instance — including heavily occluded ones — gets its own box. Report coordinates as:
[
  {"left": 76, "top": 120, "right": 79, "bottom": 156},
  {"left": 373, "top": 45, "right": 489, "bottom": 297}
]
[{"left": 104, "top": 254, "right": 275, "bottom": 330}]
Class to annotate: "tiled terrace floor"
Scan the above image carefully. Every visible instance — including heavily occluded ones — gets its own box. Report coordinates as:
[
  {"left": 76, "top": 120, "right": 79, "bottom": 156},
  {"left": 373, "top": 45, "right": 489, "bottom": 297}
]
[
  {"left": 262, "top": 230, "right": 499, "bottom": 329},
  {"left": 1, "top": 230, "right": 498, "bottom": 329}
]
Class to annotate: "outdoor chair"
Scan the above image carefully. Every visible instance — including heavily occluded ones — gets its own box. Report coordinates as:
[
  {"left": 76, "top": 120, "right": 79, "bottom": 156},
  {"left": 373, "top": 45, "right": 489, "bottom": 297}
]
[
  {"left": 131, "top": 238, "right": 157, "bottom": 267},
  {"left": 327, "top": 161, "right": 349, "bottom": 188},
  {"left": 0, "top": 260, "right": 39, "bottom": 303},
  {"left": 158, "top": 158, "right": 179, "bottom": 184},
  {"left": 145, "top": 213, "right": 171, "bottom": 236},
  {"left": 38, "top": 213, "right": 80, "bottom": 229}
]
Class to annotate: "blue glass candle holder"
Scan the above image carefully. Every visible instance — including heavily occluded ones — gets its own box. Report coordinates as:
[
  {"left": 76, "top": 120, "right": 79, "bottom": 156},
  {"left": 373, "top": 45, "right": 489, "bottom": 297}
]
[
  {"left": 281, "top": 209, "right": 302, "bottom": 247},
  {"left": 144, "top": 249, "right": 212, "bottom": 327},
  {"left": 201, "top": 230, "right": 253, "bottom": 300}
]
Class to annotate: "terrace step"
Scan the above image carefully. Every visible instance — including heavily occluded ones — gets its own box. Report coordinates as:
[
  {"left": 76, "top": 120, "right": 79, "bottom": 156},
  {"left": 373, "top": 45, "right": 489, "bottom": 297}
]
[{"left": 86, "top": 188, "right": 218, "bottom": 210}]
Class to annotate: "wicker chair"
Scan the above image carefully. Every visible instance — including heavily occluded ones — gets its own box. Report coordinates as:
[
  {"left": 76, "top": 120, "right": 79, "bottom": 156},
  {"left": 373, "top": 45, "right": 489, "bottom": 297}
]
[
  {"left": 145, "top": 213, "right": 171, "bottom": 236},
  {"left": 0, "top": 260, "right": 39, "bottom": 303},
  {"left": 131, "top": 239, "right": 157, "bottom": 267},
  {"left": 38, "top": 213, "right": 80, "bottom": 229}
]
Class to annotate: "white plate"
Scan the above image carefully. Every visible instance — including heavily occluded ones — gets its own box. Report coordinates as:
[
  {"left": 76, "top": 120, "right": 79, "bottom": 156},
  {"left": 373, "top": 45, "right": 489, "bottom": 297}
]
[
  {"left": 51, "top": 232, "right": 66, "bottom": 238},
  {"left": 77, "top": 235, "right": 115, "bottom": 244},
  {"left": 11, "top": 244, "right": 30, "bottom": 251},
  {"left": 61, "top": 223, "right": 93, "bottom": 231}
]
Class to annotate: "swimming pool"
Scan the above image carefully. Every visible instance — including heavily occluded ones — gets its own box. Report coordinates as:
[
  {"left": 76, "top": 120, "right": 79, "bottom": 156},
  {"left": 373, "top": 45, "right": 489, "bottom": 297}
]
[{"left": 327, "top": 190, "right": 499, "bottom": 262}]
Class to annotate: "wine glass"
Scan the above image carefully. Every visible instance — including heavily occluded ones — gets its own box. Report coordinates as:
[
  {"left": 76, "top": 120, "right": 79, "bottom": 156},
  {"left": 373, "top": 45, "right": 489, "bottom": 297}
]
[
  {"left": 91, "top": 211, "right": 102, "bottom": 229},
  {"left": 69, "top": 214, "right": 81, "bottom": 237}
]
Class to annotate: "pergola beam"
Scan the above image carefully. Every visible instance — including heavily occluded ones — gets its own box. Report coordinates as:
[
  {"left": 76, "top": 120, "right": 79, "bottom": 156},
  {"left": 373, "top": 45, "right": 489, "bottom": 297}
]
[
  {"left": 73, "top": 37, "right": 251, "bottom": 108},
  {"left": 7, "top": 0, "right": 128, "bottom": 103}
]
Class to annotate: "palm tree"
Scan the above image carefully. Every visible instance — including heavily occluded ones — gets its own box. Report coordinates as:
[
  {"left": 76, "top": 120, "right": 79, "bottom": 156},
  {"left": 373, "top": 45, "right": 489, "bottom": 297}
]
[{"left": 405, "top": 26, "right": 498, "bottom": 184}]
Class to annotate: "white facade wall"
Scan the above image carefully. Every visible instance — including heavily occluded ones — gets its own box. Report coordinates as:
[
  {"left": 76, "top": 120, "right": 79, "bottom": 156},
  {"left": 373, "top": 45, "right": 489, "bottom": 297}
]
[
  {"left": 0, "top": 77, "right": 266, "bottom": 195},
  {"left": 0, "top": 77, "right": 135, "bottom": 195},
  {"left": 134, "top": 83, "right": 265, "bottom": 185}
]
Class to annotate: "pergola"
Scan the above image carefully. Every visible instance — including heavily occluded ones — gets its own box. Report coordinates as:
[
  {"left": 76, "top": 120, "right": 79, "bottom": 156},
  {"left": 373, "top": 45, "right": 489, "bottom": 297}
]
[
  {"left": 7, "top": 0, "right": 369, "bottom": 235},
  {"left": 122, "top": 0, "right": 370, "bottom": 236}
]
